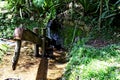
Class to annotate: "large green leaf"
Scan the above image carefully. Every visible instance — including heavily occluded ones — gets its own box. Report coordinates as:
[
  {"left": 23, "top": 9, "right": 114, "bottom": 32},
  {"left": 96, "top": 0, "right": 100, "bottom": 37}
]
[{"left": 33, "top": 0, "right": 45, "bottom": 8}]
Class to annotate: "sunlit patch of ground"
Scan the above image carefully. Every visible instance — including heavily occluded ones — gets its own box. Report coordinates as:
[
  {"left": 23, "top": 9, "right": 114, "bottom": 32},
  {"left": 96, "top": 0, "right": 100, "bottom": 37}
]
[{"left": 0, "top": 40, "right": 67, "bottom": 80}]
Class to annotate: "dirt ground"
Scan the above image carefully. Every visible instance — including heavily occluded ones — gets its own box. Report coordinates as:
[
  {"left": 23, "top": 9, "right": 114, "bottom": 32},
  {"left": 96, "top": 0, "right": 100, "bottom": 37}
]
[{"left": 0, "top": 41, "right": 67, "bottom": 80}]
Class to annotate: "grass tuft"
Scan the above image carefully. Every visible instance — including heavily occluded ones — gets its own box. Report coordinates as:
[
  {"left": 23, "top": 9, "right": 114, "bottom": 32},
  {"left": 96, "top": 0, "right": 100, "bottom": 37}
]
[
  {"left": 63, "top": 42, "right": 120, "bottom": 80},
  {"left": 0, "top": 44, "right": 9, "bottom": 61}
]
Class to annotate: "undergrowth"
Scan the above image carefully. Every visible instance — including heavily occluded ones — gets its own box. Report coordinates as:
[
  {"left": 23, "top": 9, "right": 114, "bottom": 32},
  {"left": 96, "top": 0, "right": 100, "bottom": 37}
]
[
  {"left": 0, "top": 16, "right": 44, "bottom": 39},
  {"left": 0, "top": 44, "right": 8, "bottom": 61},
  {"left": 63, "top": 41, "right": 120, "bottom": 80}
]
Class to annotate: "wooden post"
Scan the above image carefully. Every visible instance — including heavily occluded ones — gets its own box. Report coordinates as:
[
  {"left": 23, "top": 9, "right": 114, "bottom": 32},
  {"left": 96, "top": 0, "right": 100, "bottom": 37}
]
[
  {"left": 33, "top": 27, "right": 40, "bottom": 57},
  {"left": 42, "top": 28, "right": 46, "bottom": 57},
  {"left": 35, "top": 57, "right": 48, "bottom": 80},
  {"left": 12, "top": 40, "right": 22, "bottom": 70},
  {"left": 36, "top": 28, "right": 48, "bottom": 80}
]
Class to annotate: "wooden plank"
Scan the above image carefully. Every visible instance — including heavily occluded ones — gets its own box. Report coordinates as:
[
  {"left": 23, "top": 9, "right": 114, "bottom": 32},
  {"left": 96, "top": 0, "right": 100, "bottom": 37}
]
[
  {"left": 14, "top": 27, "right": 42, "bottom": 45},
  {"left": 22, "top": 29, "right": 42, "bottom": 45}
]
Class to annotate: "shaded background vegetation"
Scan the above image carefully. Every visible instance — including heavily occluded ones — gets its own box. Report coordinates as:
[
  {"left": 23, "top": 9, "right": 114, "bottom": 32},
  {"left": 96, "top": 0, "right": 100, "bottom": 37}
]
[
  {"left": 0, "top": 0, "right": 119, "bottom": 63},
  {"left": 0, "top": 0, "right": 120, "bottom": 41}
]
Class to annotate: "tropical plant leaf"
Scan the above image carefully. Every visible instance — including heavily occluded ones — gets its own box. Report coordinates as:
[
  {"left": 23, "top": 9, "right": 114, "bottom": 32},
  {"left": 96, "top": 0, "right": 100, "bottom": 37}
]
[{"left": 33, "top": 0, "right": 45, "bottom": 8}]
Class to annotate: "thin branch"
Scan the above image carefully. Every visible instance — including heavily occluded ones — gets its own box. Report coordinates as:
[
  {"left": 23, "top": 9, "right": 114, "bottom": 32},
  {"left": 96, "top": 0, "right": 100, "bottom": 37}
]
[
  {"left": 103, "top": 11, "right": 120, "bottom": 19},
  {"left": 98, "top": 0, "right": 103, "bottom": 30}
]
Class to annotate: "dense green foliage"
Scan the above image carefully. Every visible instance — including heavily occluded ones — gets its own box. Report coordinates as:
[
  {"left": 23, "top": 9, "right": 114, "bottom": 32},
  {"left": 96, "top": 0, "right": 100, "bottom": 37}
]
[
  {"left": 0, "top": 0, "right": 72, "bottom": 38},
  {"left": 0, "top": 0, "right": 120, "bottom": 41},
  {"left": 63, "top": 41, "right": 120, "bottom": 80}
]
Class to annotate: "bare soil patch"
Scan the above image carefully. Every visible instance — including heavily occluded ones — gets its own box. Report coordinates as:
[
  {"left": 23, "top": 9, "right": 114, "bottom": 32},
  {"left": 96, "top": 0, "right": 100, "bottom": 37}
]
[{"left": 0, "top": 41, "right": 67, "bottom": 80}]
